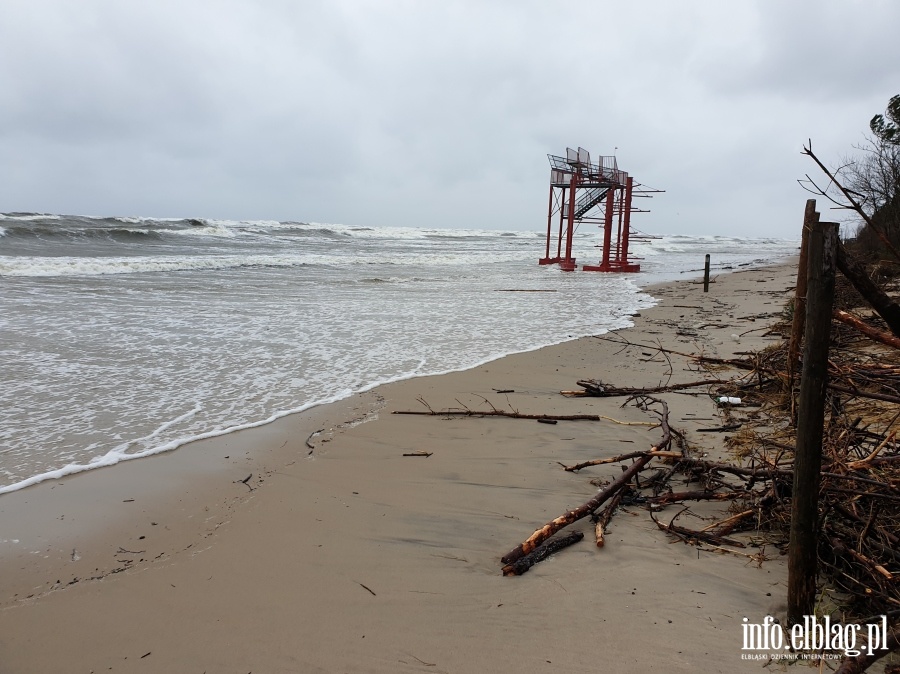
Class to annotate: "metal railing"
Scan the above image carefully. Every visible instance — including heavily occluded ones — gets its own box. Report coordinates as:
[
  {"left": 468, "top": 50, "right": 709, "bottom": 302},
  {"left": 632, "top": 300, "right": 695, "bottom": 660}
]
[{"left": 547, "top": 153, "right": 627, "bottom": 187}]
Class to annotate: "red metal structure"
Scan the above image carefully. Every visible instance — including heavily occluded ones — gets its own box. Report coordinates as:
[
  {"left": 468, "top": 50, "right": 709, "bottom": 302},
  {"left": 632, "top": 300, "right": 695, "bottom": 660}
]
[{"left": 539, "top": 147, "right": 650, "bottom": 272}]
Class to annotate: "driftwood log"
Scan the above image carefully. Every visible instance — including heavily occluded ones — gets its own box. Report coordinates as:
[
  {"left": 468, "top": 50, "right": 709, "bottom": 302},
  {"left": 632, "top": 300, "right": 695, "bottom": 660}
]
[
  {"left": 568, "top": 378, "right": 723, "bottom": 397},
  {"left": 651, "top": 511, "right": 747, "bottom": 548},
  {"left": 834, "top": 309, "right": 900, "bottom": 350},
  {"left": 393, "top": 409, "right": 613, "bottom": 422},
  {"left": 500, "top": 400, "right": 671, "bottom": 566},
  {"left": 836, "top": 242, "right": 900, "bottom": 337},
  {"left": 560, "top": 449, "right": 682, "bottom": 473},
  {"left": 500, "top": 531, "right": 584, "bottom": 576},
  {"left": 593, "top": 488, "right": 626, "bottom": 547},
  {"left": 649, "top": 489, "right": 749, "bottom": 506},
  {"left": 827, "top": 384, "right": 900, "bottom": 406}
]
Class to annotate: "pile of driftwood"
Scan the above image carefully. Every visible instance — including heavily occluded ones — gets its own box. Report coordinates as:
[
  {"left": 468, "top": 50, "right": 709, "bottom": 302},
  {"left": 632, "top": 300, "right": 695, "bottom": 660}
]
[
  {"left": 540, "top": 335, "right": 900, "bottom": 615},
  {"left": 499, "top": 396, "right": 678, "bottom": 575}
]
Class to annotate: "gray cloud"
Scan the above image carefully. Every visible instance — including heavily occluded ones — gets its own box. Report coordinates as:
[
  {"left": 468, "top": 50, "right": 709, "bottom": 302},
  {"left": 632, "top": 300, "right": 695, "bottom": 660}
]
[{"left": 1, "top": 0, "right": 898, "bottom": 236}]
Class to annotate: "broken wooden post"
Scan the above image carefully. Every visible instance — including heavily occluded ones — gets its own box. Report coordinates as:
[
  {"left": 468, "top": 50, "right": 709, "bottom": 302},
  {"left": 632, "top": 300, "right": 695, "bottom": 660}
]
[
  {"left": 787, "top": 220, "right": 839, "bottom": 627},
  {"left": 786, "top": 200, "right": 818, "bottom": 395},
  {"left": 703, "top": 254, "right": 711, "bottom": 292}
]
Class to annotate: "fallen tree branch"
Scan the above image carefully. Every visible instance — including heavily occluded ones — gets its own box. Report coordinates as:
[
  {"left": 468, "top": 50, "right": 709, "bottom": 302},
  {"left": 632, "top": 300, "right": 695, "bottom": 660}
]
[
  {"left": 393, "top": 408, "right": 616, "bottom": 422},
  {"left": 651, "top": 510, "right": 747, "bottom": 548},
  {"left": 559, "top": 449, "right": 682, "bottom": 473},
  {"left": 835, "top": 243, "right": 900, "bottom": 337},
  {"left": 700, "top": 509, "right": 755, "bottom": 536},
  {"left": 834, "top": 309, "right": 900, "bottom": 350},
  {"left": 649, "top": 489, "right": 751, "bottom": 506},
  {"left": 501, "top": 400, "right": 671, "bottom": 567},
  {"left": 830, "top": 535, "right": 894, "bottom": 581},
  {"left": 593, "top": 488, "right": 626, "bottom": 548},
  {"left": 568, "top": 378, "right": 725, "bottom": 397},
  {"left": 803, "top": 141, "right": 900, "bottom": 263},
  {"left": 501, "top": 531, "right": 584, "bottom": 576},
  {"left": 596, "top": 336, "right": 754, "bottom": 367},
  {"left": 500, "top": 455, "right": 654, "bottom": 566},
  {"left": 827, "top": 383, "right": 900, "bottom": 405},
  {"left": 696, "top": 423, "right": 743, "bottom": 433},
  {"left": 674, "top": 457, "right": 900, "bottom": 494},
  {"left": 847, "top": 431, "right": 896, "bottom": 470}
]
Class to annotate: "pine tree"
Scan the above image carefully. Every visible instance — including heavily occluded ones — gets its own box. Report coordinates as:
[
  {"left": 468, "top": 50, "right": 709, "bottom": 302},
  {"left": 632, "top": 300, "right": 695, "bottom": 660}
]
[{"left": 870, "top": 94, "right": 900, "bottom": 145}]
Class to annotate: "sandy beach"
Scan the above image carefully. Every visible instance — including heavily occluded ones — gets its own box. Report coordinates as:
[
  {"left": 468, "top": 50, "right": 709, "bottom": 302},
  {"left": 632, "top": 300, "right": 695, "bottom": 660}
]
[{"left": 0, "top": 261, "right": 800, "bottom": 673}]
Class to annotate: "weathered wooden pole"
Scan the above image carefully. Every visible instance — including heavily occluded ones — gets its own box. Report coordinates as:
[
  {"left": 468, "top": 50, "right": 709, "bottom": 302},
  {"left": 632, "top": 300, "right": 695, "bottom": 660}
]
[
  {"left": 703, "top": 254, "right": 711, "bottom": 292},
  {"left": 787, "top": 220, "right": 839, "bottom": 627},
  {"left": 786, "top": 200, "right": 818, "bottom": 395}
]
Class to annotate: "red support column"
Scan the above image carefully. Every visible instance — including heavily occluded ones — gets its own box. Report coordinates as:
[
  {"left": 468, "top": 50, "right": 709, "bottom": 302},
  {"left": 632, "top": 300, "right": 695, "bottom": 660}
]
[
  {"left": 600, "top": 187, "right": 615, "bottom": 268},
  {"left": 539, "top": 185, "right": 558, "bottom": 265},
  {"left": 560, "top": 174, "right": 578, "bottom": 271},
  {"left": 556, "top": 186, "right": 566, "bottom": 259},
  {"left": 621, "top": 177, "right": 635, "bottom": 268},
  {"left": 615, "top": 187, "right": 624, "bottom": 264}
]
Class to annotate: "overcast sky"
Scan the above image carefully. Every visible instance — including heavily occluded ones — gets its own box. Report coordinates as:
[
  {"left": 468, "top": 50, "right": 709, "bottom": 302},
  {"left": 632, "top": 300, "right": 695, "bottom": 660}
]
[{"left": 1, "top": 0, "right": 898, "bottom": 237}]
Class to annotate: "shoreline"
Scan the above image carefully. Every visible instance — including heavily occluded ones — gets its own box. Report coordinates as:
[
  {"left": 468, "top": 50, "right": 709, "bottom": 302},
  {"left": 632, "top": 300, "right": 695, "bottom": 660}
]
[{"left": 0, "top": 260, "right": 798, "bottom": 672}]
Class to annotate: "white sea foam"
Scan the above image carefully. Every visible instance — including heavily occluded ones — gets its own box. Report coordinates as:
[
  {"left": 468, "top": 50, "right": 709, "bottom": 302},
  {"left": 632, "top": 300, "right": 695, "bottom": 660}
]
[
  {"left": 166, "top": 224, "right": 240, "bottom": 238},
  {"left": 0, "top": 213, "right": 61, "bottom": 221},
  {"left": 108, "top": 215, "right": 195, "bottom": 224},
  {"left": 0, "top": 393, "right": 351, "bottom": 495},
  {"left": 0, "top": 248, "right": 537, "bottom": 277},
  {"left": 296, "top": 221, "right": 540, "bottom": 240}
]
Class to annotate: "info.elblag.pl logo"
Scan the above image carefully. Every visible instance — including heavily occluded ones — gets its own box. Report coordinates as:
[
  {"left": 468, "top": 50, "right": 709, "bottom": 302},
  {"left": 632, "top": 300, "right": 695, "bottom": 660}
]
[{"left": 741, "top": 615, "right": 891, "bottom": 659}]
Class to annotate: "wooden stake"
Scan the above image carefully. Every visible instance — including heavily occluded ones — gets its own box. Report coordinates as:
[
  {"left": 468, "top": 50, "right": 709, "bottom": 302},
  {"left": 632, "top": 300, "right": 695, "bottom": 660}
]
[
  {"left": 787, "top": 220, "right": 839, "bottom": 627},
  {"left": 703, "top": 254, "right": 711, "bottom": 292},
  {"left": 787, "top": 200, "right": 817, "bottom": 395}
]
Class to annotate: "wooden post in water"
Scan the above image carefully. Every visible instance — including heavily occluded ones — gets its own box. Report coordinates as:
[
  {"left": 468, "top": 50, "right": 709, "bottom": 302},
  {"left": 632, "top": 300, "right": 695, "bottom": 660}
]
[
  {"left": 703, "top": 254, "right": 710, "bottom": 292},
  {"left": 787, "top": 220, "right": 839, "bottom": 627},
  {"left": 786, "top": 200, "right": 819, "bottom": 396}
]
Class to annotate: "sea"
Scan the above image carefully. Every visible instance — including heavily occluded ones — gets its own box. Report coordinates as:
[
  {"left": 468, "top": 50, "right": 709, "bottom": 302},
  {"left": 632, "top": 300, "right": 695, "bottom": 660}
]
[{"left": 0, "top": 213, "right": 799, "bottom": 494}]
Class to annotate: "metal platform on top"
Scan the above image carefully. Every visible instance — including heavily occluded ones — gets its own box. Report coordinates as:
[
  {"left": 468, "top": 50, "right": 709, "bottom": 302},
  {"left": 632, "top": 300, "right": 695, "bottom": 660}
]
[{"left": 547, "top": 148, "right": 627, "bottom": 188}]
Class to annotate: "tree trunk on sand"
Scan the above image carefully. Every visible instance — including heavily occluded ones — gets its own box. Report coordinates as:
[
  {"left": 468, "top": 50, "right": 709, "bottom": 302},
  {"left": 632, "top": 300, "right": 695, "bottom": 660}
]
[{"left": 836, "top": 242, "right": 900, "bottom": 337}]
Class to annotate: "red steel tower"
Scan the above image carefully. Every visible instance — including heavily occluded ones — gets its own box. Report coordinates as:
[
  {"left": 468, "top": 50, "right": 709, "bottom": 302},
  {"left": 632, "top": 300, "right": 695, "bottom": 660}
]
[{"left": 539, "top": 147, "right": 652, "bottom": 272}]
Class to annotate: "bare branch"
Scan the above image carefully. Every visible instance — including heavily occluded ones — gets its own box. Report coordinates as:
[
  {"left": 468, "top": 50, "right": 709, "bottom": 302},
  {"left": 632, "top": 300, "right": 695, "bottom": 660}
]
[{"left": 803, "top": 141, "right": 900, "bottom": 261}]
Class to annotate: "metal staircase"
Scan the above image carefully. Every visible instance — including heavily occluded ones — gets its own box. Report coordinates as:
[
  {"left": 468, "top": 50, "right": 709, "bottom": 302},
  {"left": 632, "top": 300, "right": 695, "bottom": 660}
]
[
  {"left": 562, "top": 187, "right": 610, "bottom": 219},
  {"left": 572, "top": 186, "right": 609, "bottom": 219}
]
